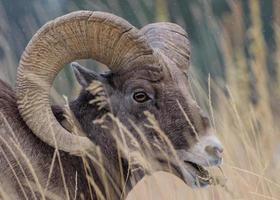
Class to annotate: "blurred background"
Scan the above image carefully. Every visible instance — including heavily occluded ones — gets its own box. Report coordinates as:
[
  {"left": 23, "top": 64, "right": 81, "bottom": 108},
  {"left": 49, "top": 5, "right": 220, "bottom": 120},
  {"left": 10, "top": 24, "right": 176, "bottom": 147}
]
[
  {"left": 0, "top": 0, "right": 280, "bottom": 199},
  {"left": 0, "top": 0, "right": 279, "bottom": 110}
]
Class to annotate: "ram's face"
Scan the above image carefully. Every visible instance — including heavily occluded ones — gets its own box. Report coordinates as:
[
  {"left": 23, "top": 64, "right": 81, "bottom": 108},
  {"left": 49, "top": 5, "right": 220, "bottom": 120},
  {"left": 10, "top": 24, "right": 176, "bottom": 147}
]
[{"left": 96, "top": 58, "right": 223, "bottom": 188}]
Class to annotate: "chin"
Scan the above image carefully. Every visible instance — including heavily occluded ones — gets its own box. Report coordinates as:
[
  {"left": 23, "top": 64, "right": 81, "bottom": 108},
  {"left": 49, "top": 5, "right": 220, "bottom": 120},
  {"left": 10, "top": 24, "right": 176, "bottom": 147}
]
[{"left": 180, "top": 161, "right": 213, "bottom": 188}]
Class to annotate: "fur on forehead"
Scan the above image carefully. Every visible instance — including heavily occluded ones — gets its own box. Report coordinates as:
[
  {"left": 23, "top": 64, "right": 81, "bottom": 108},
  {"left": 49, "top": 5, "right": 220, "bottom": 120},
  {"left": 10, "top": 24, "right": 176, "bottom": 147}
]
[{"left": 111, "top": 65, "right": 164, "bottom": 88}]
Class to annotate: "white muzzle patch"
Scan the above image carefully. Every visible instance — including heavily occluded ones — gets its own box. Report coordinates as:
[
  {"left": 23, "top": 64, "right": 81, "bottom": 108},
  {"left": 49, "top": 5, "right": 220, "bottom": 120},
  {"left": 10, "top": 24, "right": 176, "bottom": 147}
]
[{"left": 177, "top": 134, "right": 223, "bottom": 167}]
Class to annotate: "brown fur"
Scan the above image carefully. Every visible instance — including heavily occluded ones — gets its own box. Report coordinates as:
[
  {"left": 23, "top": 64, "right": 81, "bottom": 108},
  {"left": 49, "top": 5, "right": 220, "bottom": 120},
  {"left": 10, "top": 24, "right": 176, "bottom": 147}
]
[{"left": 0, "top": 60, "right": 211, "bottom": 199}]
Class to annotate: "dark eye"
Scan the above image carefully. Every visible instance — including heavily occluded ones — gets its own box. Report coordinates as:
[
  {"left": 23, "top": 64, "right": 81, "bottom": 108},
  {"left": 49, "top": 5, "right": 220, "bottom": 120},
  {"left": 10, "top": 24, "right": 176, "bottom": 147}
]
[{"left": 133, "top": 91, "right": 150, "bottom": 103}]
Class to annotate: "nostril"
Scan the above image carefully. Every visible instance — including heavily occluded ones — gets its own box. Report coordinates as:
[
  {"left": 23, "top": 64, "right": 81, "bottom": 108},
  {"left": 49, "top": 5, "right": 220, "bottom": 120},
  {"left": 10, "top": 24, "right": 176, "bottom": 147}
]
[
  {"left": 205, "top": 145, "right": 223, "bottom": 158},
  {"left": 213, "top": 146, "right": 223, "bottom": 158},
  {"left": 214, "top": 147, "right": 224, "bottom": 153}
]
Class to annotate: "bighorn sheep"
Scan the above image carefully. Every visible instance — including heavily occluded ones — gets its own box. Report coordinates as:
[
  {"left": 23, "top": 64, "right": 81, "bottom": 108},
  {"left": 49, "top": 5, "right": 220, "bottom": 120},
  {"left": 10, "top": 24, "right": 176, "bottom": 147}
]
[{"left": 0, "top": 11, "right": 223, "bottom": 199}]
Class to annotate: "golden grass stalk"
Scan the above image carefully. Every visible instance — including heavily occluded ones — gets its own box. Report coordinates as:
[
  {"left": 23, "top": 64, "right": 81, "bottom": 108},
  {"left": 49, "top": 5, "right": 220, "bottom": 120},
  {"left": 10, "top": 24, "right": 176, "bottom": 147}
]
[
  {"left": 248, "top": 0, "right": 273, "bottom": 126},
  {"left": 221, "top": 0, "right": 250, "bottom": 112}
]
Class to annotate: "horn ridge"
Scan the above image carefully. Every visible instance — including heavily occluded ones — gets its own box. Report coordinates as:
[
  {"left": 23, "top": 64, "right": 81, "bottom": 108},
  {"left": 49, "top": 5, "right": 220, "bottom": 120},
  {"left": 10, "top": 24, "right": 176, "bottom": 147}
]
[{"left": 16, "top": 11, "right": 153, "bottom": 154}]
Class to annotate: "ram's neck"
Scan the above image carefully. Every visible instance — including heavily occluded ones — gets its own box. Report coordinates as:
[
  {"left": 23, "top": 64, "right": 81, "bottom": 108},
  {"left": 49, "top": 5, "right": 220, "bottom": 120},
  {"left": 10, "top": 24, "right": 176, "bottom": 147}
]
[{"left": 53, "top": 90, "right": 145, "bottom": 197}]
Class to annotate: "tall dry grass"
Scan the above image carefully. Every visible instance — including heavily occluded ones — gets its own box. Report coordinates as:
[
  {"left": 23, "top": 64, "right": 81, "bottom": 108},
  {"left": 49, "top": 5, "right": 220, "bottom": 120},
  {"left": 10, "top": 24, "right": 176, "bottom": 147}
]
[{"left": 0, "top": 0, "right": 280, "bottom": 199}]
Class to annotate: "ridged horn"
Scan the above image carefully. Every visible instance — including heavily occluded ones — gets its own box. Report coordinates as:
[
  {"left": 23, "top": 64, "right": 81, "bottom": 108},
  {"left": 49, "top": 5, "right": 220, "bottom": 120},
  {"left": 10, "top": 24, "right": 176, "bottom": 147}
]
[
  {"left": 140, "top": 22, "right": 190, "bottom": 71},
  {"left": 16, "top": 11, "right": 154, "bottom": 154}
]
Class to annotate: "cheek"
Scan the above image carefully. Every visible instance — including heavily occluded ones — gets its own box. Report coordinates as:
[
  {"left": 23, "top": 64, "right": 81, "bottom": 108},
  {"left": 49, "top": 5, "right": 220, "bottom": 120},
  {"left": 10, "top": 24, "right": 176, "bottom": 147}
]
[
  {"left": 110, "top": 93, "right": 141, "bottom": 114},
  {"left": 154, "top": 105, "right": 209, "bottom": 150},
  {"left": 157, "top": 116, "right": 196, "bottom": 150}
]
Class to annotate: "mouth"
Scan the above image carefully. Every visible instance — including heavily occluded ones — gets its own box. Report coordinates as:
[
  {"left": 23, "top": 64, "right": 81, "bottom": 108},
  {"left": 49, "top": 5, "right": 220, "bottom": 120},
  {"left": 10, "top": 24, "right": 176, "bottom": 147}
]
[
  {"left": 156, "top": 153, "right": 221, "bottom": 188},
  {"left": 183, "top": 161, "right": 213, "bottom": 187},
  {"left": 157, "top": 157, "right": 214, "bottom": 188}
]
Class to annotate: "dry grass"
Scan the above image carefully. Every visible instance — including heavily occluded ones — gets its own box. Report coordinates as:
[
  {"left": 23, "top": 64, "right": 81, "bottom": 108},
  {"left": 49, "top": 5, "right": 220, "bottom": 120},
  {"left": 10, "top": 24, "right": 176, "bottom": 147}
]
[{"left": 1, "top": 0, "right": 280, "bottom": 199}]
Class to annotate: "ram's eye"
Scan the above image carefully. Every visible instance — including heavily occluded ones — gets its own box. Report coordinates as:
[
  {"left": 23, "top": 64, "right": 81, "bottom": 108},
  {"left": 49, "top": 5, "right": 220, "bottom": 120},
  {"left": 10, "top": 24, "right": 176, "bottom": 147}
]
[{"left": 133, "top": 91, "right": 150, "bottom": 103}]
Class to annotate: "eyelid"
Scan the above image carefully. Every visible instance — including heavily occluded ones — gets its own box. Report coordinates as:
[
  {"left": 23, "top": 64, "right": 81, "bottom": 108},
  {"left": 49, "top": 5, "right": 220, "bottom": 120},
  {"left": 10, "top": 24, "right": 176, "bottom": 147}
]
[{"left": 134, "top": 88, "right": 145, "bottom": 92}]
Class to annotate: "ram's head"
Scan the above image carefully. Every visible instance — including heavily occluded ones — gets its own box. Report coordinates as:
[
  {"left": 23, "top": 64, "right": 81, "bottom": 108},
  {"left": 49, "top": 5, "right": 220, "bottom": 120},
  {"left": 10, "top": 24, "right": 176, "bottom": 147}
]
[{"left": 16, "top": 11, "right": 223, "bottom": 188}]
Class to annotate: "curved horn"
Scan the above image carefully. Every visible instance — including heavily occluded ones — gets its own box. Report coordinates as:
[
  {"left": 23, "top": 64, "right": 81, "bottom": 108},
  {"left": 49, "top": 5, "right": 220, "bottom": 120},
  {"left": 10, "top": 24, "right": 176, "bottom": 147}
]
[
  {"left": 16, "top": 11, "right": 154, "bottom": 154},
  {"left": 140, "top": 22, "right": 190, "bottom": 71}
]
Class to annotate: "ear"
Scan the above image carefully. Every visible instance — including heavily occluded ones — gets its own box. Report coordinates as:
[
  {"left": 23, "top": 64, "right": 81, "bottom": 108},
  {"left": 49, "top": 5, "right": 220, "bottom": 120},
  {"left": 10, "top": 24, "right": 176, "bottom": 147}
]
[{"left": 71, "top": 62, "right": 104, "bottom": 87}]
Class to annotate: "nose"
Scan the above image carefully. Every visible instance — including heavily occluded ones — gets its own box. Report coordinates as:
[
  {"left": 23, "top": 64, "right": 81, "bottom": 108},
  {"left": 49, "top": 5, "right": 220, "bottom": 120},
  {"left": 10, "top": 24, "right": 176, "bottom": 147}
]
[{"left": 205, "top": 144, "right": 223, "bottom": 159}]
